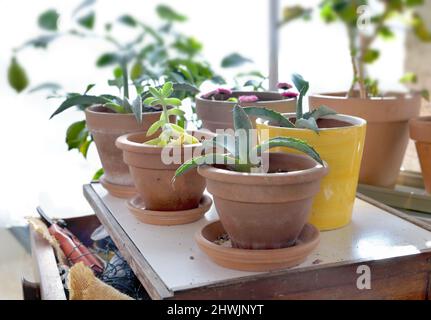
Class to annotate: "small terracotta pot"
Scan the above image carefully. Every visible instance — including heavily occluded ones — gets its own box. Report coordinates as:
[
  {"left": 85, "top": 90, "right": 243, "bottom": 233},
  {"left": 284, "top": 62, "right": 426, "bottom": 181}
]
[
  {"left": 309, "top": 92, "right": 421, "bottom": 188},
  {"left": 198, "top": 153, "right": 327, "bottom": 250},
  {"left": 85, "top": 105, "right": 162, "bottom": 197},
  {"left": 196, "top": 91, "right": 296, "bottom": 132},
  {"left": 409, "top": 116, "right": 431, "bottom": 194},
  {"left": 116, "top": 130, "right": 214, "bottom": 211}
]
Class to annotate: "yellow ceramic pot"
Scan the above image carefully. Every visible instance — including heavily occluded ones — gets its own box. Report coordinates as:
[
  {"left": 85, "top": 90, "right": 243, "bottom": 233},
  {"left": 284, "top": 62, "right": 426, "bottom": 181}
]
[{"left": 256, "top": 114, "right": 367, "bottom": 230}]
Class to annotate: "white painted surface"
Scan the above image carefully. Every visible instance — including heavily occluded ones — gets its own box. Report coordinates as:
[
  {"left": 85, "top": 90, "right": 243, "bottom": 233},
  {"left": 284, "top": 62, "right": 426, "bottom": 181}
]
[{"left": 92, "top": 183, "right": 431, "bottom": 292}]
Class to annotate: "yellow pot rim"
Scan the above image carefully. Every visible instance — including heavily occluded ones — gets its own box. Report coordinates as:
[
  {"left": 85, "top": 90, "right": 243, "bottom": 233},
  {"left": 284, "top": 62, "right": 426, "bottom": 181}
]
[{"left": 256, "top": 113, "right": 367, "bottom": 131}]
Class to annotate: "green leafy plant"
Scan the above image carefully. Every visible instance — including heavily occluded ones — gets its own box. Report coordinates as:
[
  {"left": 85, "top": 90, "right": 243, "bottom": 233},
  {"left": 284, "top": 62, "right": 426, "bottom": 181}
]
[
  {"left": 174, "top": 104, "right": 323, "bottom": 177},
  {"left": 243, "top": 74, "right": 337, "bottom": 132},
  {"left": 143, "top": 82, "right": 199, "bottom": 147},
  {"left": 281, "top": 0, "right": 431, "bottom": 100}
]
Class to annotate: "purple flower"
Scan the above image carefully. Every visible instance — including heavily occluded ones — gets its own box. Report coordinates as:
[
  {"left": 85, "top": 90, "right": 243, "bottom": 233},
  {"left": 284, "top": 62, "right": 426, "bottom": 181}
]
[
  {"left": 216, "top": 88, "right": 232, "bottom": 95},
  {"left": 238, "top": 95, "right": 259, "bottom": 103},
  {"left": 281, "top": 91, "right": 298, "bottom": 98},
  {"left": 277, "top": 82, "right": 293, "bottom": 90}
]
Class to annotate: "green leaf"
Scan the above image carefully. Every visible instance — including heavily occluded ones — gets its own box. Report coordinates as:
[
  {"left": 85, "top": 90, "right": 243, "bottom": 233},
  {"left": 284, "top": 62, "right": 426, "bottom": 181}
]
[
  {"left": 400, "top": 72, "right": 418, "bottom": 84},
  {"left": 156, "top": 5, "right": 187, "bottom": 22},
  {"left": 363, "top": 49, "right": 380, "bottom": 64},
  {"left": 280, "top": 5, "right": 312, "bottom": 26},
  {"left": 172, "top": 83, "right": 199, "bottom": 94},
  {"left": 167, "top": 108, "right": 185, "bottom": 117},
  {"left": 92, "top": 168, "right": 104, "bottom": 181},
  {"left": 295, "top": 118, "right": 319, "bottom": 133},
  {"left": 77, "top": 11, "right": 95, "bottom": 29},
  {"left": 144, "top": 97, "right": 158, "bottom": 106},
  {"left": 147, "top": 120, "right": 163, "bottom": 136},
  {"left": 79, "top": 138, "right": 92, "bottom": 158},
  {"left": 96, "top": 53, "right": 118, "bottom": 67},
  {"left": 161, "top": 82, "right": 174, "bottom": 97},
  {"left": 66, "top": 120, "right": 88, "bottom": 150},
  {"left": 421, "top": 89, "right": 430, "bottom": 102},
  {"left": 203, "top": 134, "right": 238, "bottom": 157},
  {"left": 411, "top": 13, "right": 431, "bottom": 42},
  {"left": 149, "top": 87, "right": 161, "bottom": 99},
  {"left": 105, "top": 102, "right": 124, "bottom": 113},
  {"left": 8, "top": 57, "right": 29, "bottom": 93},
  {"left": 132, "top": 96, "right": 142, "bottom": 124},
  {"left": 292, "top": 73, "right": 309, "bottom": 119},
  {"left": 255, "top": 137, "right": 323, "bottom": 165},
  {"left": 50, "top": 95, "right": 111, "bottom": 119},
  {"left": 378, "top": 26, "right": 395, "bottom": 39},
  {"left": 242, "top": 107, "right": 295, "bottom": 128},
  {"left": 38, "top": 9, "right": 59, "bottom": 31},
  {"left": 174, "top": 154, "right": 237, "bottom": 178},
  {"left": 165, "top": 98, "right": 182, "bottom": 106},
  {"left": 233, "top": 105, "right": 253, "bottom": 132},
  {"left": 23, "top": 34, "right": 59, "bottom": 49},
  {"left": 304, "top": 105, "right": 337, "bottom": 120},
  {"left": 221, "top": 53, "right": 252, "bottom": 68},
  {"left": 29, "top": 82, "right": 61, "bottom": 93},
  {"left": 118, "top": 15, "right": 137, "bottom": 27},
  {"left": 130, "top": 62, "right": 143, "bottom": 81},
  {"left": 84, "top": 84, "right": 96, "bottom": 94}
]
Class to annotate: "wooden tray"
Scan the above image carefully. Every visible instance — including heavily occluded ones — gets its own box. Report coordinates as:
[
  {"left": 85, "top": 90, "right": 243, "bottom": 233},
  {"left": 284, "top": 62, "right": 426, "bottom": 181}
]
[
  {"left": 358, "top": 171, "right": 431, "bottom": 214},
  {"left": 84, "top": 182, "right": 431, "bottom": 300}
]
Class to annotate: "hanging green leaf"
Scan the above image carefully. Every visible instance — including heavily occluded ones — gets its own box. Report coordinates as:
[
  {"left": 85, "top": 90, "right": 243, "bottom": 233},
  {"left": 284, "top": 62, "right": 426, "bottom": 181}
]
[
  {"left": 411, "top": 12, "right": 431, "bottom": 42},
  {"left": 38, "top": 9, "right": 59, "bottom": 31},
  {"left": 92, "top": 168, "right": 104, "bottom": 181},
  {"left": 156, "top": 5, "right": 187, "bottom": 22},
  {"left": 96, "top": 53, "right": 119, "bottom": 67},
  {"left": 363, "top": 49, "right": 380, "bottom": 64},
  {"left": 400, "top": 72, "right": 418, "bottom": 84},
  {"left": 8, "top": 57, "right": 29, "bottom": 93},
  {"left": 221, "top": 53, "right": 253, "bottom": 68},
  {"left": 130, "top": 61, "right": 143, "bottom": 80},
  {"left": 77, "top": 11, "right": 95, "bottom": 29},
  {"left": 50, "top": 95, "right": 111, "bottom": 119},
  {"left": 280, "top": 5, "right": 312, "bottom": 26},
  {"left": 66, "top": 120, "right": 88, "bottom": 150},
  {"left": 118, "top": 15, "right": 138, "bottom": 27}
]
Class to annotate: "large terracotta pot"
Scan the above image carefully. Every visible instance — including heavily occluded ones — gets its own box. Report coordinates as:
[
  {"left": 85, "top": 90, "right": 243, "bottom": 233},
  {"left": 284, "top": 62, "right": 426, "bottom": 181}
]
[
  {"left": 198, "top": 152, "right": 327, "bottom": 250},
  {"left": 85, "top": 105, "right": 162, "bottom": 198},
  {"left": 196, "top": 91, "right": 296, "bottom": 132},
  {"left": 309, "top": 92, "right": 421, "bottom": 188},
  {"left": 116, "top": 130, "right": 214, "bottom": 211},
  {"left": 257, "top": 114, "right": 366, "bottom": 230},
  {"left": 409, "top": 116, "right": 431, "bottom": 194}
]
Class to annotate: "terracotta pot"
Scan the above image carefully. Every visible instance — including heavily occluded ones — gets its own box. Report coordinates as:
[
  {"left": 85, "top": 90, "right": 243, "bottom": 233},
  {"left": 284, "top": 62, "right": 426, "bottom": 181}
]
[
  {"left": 409, "top": 116, "right": 431, "bottom": 194},
  {"left": 256, "top": 114, "right": 366, "bottom": 230},
  {"left": 85, "top": 105, "right": 162, "bottom": 197},
  {"left": 116, "top": 130, "right": 214, "bottom": 211},
  {"left": 198, "top": 152, "right": 327, "bottom": 249},
  {"left": 196, "top": 91, "right": 296, "bottom": 132},
  {"left": 309, "top": 92, "right": 421, "bottom": 188}
]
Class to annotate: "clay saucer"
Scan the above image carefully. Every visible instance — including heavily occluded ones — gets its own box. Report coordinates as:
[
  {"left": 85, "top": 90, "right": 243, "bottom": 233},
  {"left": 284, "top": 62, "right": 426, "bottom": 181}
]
[
  {"left": 195, "top": 221, "right": 320, "bottom": 272},
  {"left": 100, "top": 176, "right": 137, "bottom": 199},
  {"left": 127, "top": 195, "right": 212, "bottom": 226}
]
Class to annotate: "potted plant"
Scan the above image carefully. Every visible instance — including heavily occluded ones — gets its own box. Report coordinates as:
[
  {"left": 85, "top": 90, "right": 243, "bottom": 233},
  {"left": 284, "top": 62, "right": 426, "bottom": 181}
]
[
  {"left": 175, "top": 104, "right": 326, "bottom": 250},
  {"left": 255, "top": 74, "right": 366, "bottom": 230},
  {"left": 409, "top": 116, "right": 431, "bottom": 194},
  {"left": 116, "top": 82, "right": 214, "bottom": 225},
  {"left": 50, "top": 76, "right": 196, "bottom": 198},
  {"left": 195, "top": 83, "right": 297, "bottom": 132},
  {"left": 305, "top": 0, "right": 430, "bottom": 187}
]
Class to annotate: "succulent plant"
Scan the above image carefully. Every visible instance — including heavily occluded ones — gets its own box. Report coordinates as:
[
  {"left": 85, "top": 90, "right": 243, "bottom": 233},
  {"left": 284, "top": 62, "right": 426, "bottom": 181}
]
[
  {"left": 174, "top": 104, "right": 323, "bottom": 177},
  {"left": 143, "top": 82, "right": 199, "bottom": 147},
  {"left": 243, "top": 73, "right": 337, "bottom": 133}
]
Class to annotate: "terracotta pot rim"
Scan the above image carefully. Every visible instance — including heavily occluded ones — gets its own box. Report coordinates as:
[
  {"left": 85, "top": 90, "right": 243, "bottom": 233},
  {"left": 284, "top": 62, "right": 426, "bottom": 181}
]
[
  {"left": 257, "top": 113, "right": 366, "bottom": 131},
  {"left": 116, "top": 130, "right": 208, "bottom": 154},
  {"left": 198, "top": 153, "right": 328, "bottom": 185},
  {"left": 409, "top": 116, "right": 431, "bottom": 143},
  {"left": 196, "top": 90, "right": 295, "bottom": 105},
  {"left": 85, "top": 105, "right": 161, "bottom": 119},
  {"left": 309, "top": 91, "right": 421, "bottom": 101}
]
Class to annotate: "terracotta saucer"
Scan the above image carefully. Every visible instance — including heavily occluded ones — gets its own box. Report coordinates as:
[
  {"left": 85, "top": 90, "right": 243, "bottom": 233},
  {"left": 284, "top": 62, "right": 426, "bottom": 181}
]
[
  {"left": 195, "top": 221, "right": 320, "bottom": 272},
  {"left": 100, "top": 176, "right": 137, "bottom": 199},
  {"left": 127, "top": 195, "right": 212, "bottom": 226}
]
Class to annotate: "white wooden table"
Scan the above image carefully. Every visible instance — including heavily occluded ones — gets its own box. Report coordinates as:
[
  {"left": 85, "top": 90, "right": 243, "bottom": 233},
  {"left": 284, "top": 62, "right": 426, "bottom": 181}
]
[{"left": 84, "top": 183, "right": 431, "bottom": 300}]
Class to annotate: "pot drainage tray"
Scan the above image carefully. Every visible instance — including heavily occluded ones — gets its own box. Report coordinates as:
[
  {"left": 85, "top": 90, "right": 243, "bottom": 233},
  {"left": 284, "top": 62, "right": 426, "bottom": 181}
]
[
  {"left": 127, "top": 194, "right": 212, "bottom": 226},
  {"left": 100, "top": 176, "right": 136, "bottom": 199},
  {"left": 195, "top": 221, "right": 320, "bottom": 272}
]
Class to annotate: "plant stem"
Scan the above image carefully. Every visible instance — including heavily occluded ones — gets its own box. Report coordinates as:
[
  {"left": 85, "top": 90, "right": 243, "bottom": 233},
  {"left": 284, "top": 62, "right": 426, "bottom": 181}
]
[{"left": 121, "top": 59, "right": 129, "bottom": 100}]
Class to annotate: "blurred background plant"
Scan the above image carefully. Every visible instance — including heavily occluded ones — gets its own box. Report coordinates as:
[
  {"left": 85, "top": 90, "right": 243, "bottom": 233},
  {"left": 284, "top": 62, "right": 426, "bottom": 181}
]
[
  {"left": 281, "top": 0, "right": 431, "bottom": 99},
  {"left": 7, "top": 0, "right": 261, "bottom": 162}
]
